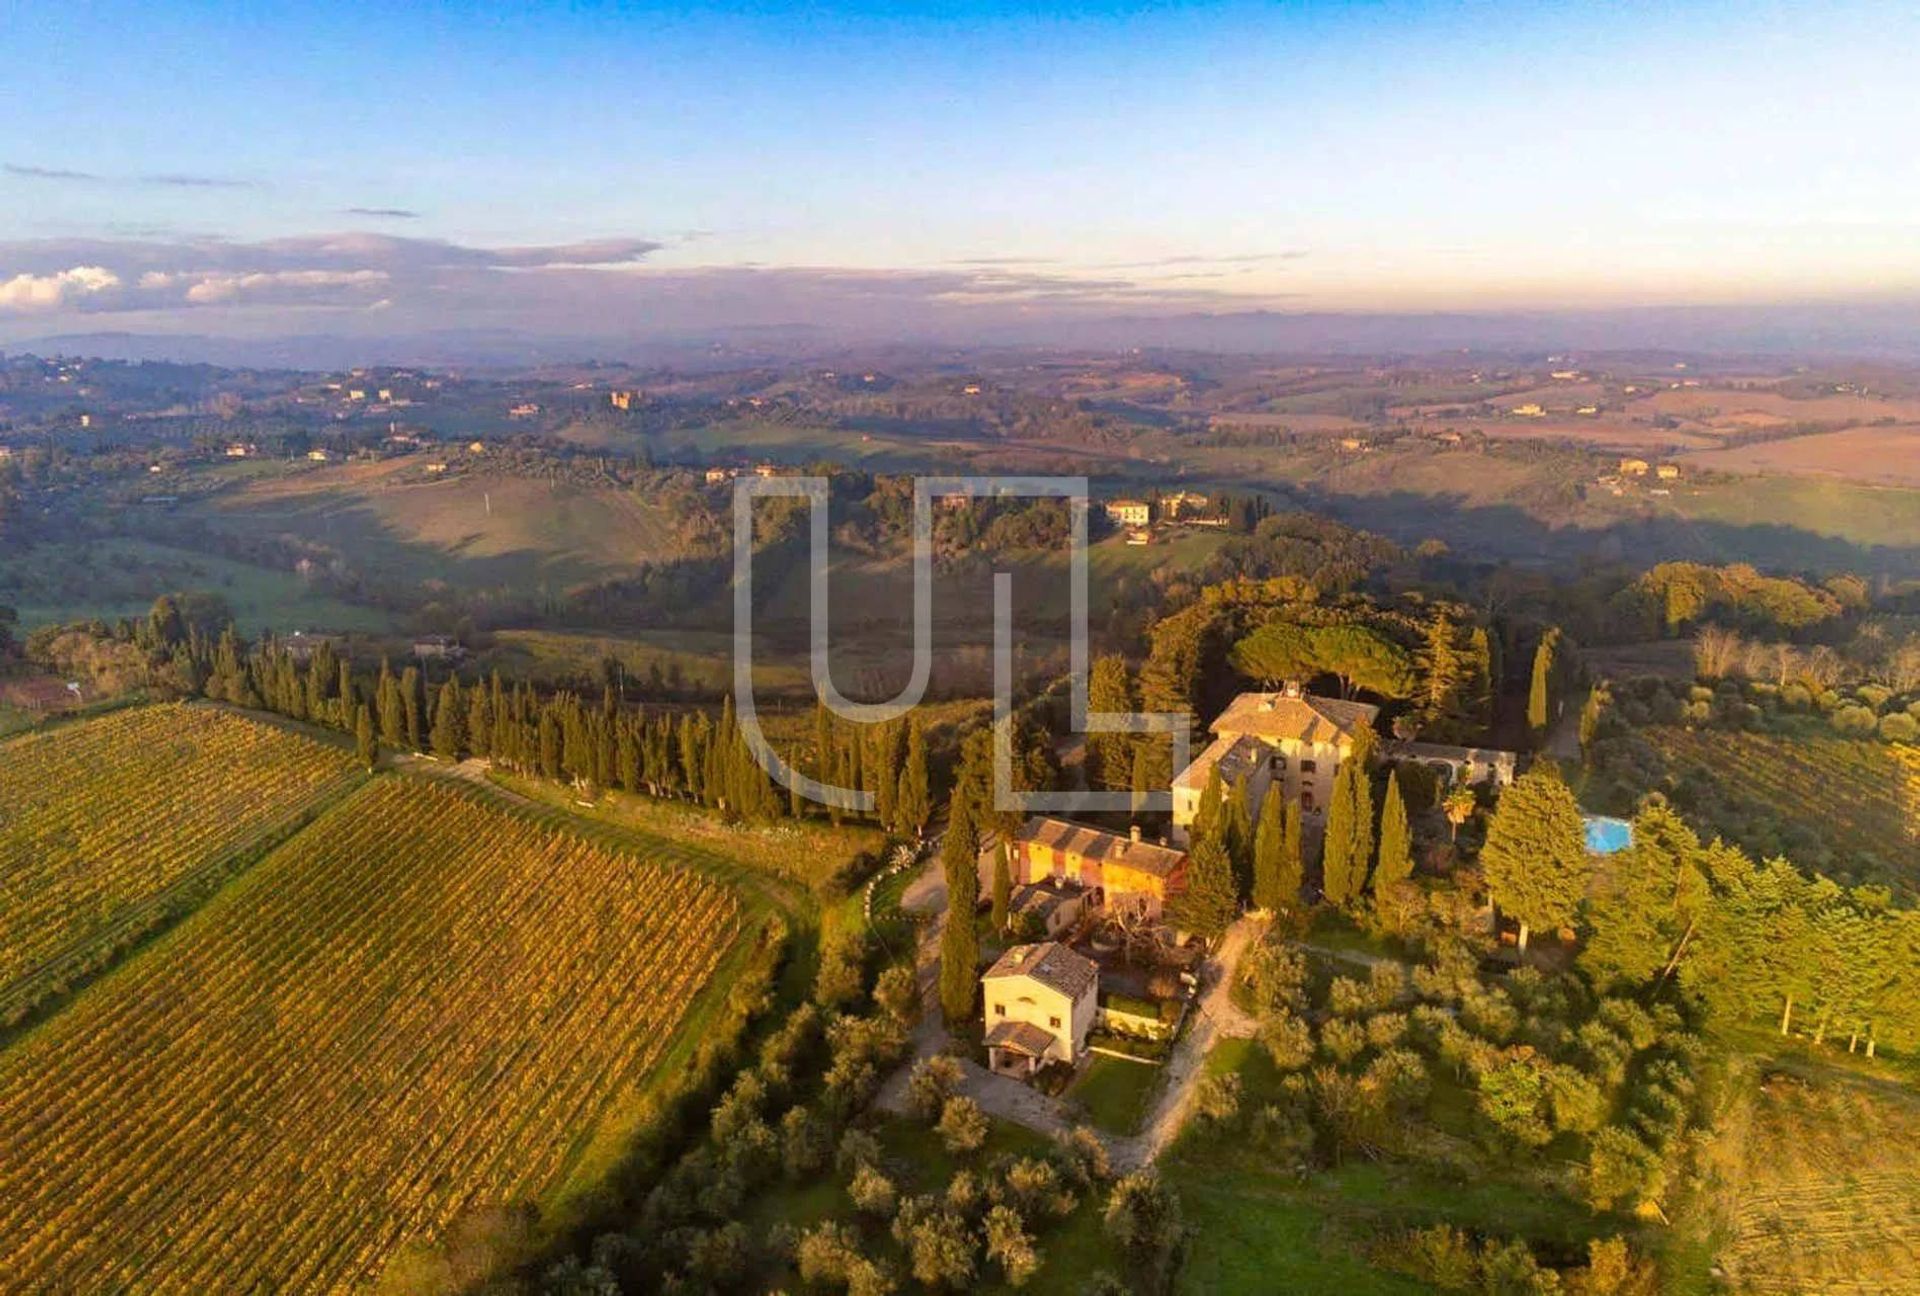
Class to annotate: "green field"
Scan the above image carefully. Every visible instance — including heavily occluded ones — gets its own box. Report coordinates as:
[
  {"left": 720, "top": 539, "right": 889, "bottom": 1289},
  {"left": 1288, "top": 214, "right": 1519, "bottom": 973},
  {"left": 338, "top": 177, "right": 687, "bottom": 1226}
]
[
  {"left": 172, "top": 459, "right": 701, "bottom": 593},
  {"left": 0, "top": 536, "right": 395, "bottom": 633}
]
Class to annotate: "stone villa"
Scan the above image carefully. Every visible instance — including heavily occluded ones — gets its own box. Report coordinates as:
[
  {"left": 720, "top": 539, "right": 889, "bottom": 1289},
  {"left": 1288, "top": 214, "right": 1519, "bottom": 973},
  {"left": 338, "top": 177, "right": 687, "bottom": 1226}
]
[{"left": 1172, "top": 682, "right": 1517, "bottom": 843}]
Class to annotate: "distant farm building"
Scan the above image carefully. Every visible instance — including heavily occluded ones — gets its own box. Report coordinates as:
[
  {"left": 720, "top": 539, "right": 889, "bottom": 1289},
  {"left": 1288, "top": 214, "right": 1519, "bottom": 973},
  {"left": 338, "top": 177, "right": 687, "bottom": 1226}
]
[
  {"left": 1104, "top": 498, "right": 1152, "bottom": 528},
  {"left": 1656, "top": 463, "right": 1681, "bottom": 480},
  {"left": 1618, "top": 458, "right": 1650, "bottom": 477},
  {"left": 411, "top": 635, "right": 467, "bottom": 662}
]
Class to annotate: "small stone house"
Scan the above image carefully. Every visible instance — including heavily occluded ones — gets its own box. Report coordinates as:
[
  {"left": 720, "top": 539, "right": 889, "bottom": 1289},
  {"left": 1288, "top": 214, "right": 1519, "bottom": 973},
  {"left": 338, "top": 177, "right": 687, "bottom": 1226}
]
[{"left": 982, "top": 942, "right": 1099, "bottom": 1078}]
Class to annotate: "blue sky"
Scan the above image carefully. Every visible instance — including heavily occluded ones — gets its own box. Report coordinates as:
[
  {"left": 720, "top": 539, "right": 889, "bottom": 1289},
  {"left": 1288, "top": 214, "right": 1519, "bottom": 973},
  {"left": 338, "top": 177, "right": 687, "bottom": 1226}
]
[{"left": 2, "top": 1, "right": 1916, "bottom": 341}]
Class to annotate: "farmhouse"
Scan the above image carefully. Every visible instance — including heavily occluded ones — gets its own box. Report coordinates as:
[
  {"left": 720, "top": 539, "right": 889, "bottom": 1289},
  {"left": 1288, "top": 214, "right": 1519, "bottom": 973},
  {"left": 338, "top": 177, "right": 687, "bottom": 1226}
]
[
  {"left": 1619, "top": 457, "right": 1650, "bottom": 477},
  {"left": 411, "top": 634, "right": 467, "bottom": 662},
  {"left": 1006, "top": 817, "right": 1188, "bottom": 919},
  {"left": 1103, "top": 498, "right": 1152, "bottom": 528},
  {"left": 1173, "top": 684, "right": 1380, "bottom": 839},
  {"left": 982, "top": 941, "right": 1099, "bottom": 1078},
  {"left": 1161, "top": 489, "right": 1210, "bottom": 519}
]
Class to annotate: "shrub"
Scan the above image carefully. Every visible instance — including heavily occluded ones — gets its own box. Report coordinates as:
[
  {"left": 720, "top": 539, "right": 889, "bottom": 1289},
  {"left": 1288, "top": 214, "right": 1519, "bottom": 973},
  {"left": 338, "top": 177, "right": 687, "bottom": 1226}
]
[
  {"left": 937, "top": 1096, "right": 989, "bottom": 1155},
  {"left": 850, "top": 1162, "right": 898, "bottom": 1218},
  {"left": 1365, "top": 1012, "right": 1409, "bottom": 1049},
  {"left": 1320, "top": 1018, "right": 1368, "bottom": 1065},
  {"left": 1259, "top": 1009, "right": 1316, "bottom": 1071},
  {"left": 908, "top": 1055, "right": 965, "bottom": 1122},
  {"left": 1880, "top": 711, "right": 1918, "bottom": 744},
  {"left": 1328, "top": 976, "right": 1371, "bottom": 1018},
  {"left": 1832, "top": 704, "right": 1878, "bottom": 736},
  {"left": 1192, "top": 1072, "right": 1244, "bottom": 1127}
]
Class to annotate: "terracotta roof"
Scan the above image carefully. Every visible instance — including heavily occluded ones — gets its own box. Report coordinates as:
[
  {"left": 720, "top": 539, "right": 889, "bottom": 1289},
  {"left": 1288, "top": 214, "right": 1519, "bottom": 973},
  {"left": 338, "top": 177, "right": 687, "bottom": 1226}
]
[
  {"left": 1211, "top": 691, "right": 1380, "bottom": 746},
  {"left": 985, "top": 1020, "right": 1058, "bottom": 1057},
  {"left": 983, "top": 941, "right": 1099, "bottom": 1001},
  {"left": 1013, "top": 816, "right": 1186, "bottom": 879},
  {"left": 1171, "top": 732, "right": 1267, "bottom": 791},
  {"left": 1012, "top": 880, "right": 1085, "bottom": 922}
]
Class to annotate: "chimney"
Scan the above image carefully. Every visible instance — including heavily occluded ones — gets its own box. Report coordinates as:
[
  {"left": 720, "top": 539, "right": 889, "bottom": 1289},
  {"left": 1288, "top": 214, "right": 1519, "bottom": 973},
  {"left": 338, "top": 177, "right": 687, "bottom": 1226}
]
[{"left": 1129, "top": 824, "right": 1142, "bottom": 844}]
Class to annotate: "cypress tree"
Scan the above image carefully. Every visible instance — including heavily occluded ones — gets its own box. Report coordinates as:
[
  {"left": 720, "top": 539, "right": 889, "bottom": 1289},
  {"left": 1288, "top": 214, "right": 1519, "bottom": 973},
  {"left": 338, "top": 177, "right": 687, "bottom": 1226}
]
[
  {"left": 1251, "top": 784, "right": 1288, "bottom": 914},
  {"left": 873, "top": 721, "right": 900, "bottom": 830},
  {"left": 538, "top": 708, "right": 563, "bottom": 779},
  {"left": 336, "top": 660, "right": 356, "bottom": 730},
  {"left": 939, "top": 795, "right": 981, "bottom": 1025},
  {"left": 897, "top": 719, "right": 931, "bottom": 837},
  {"left": 1374, "top": 768, "right": 1414, "bottom": 893},
  {"left": 400, "top": 667, "right": 424, "bottom": 752},
  {"left": 430, "top": 678, "right": 464, "bottom": 761},
  {"left": 466, "top": 685, "right": 492, "bottom": 760},
  {"left": 991, "top": 841, "right": 1012, "bottom": 935},
  {"left": 1349, "top": 731, "right": 1376, "bottom": 885},
  {"left": 1281, "top": 796, "right": 1304, "bottom": 907},
  {"left": 1322, "top": 760, "right": 1360, "bottom": 906},
  {"left": 354, "top": 703, "right": 376, "bottom": 771},
  {"left": 1191, "top": 769, "right": 1226, "bottom": 846},
  {"left": 1529, "top": 626, "right": 1560, "bottom": 734},
  {"left": 1129, "top": 741, "right": 1152, "bottom": 819},
  {"left": 376, "top": 659, "right": 404, "bottom": 747},
  {"left": 1224, "top": 775, "right": 1255, "bottom": 902},
  {"left": 1168, "top": 833, "right": 1237, "bottom": 940}
]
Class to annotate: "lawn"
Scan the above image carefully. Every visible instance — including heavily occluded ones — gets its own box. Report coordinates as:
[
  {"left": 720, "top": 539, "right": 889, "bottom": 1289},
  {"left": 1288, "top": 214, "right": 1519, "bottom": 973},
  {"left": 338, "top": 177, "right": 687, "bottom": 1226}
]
[
  {"left": 0, "top": 536, "right": 396, "bottom": 634},
  {"left": 1157, "top": 1037, "right": 1626, "bottom": 1295},
  {"left": 1067, "top": 1052, "right": 1162, "bottom": 1135}
]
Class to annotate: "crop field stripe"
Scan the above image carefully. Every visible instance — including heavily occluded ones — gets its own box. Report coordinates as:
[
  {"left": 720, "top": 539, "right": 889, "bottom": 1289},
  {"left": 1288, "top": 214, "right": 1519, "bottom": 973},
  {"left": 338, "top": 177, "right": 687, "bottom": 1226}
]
[
  {"left": 0, "top": 703, "right": 363, "bottom": 1016},
  {"left": 0, "top": 777, "right": 742, "bottom": 1293}
]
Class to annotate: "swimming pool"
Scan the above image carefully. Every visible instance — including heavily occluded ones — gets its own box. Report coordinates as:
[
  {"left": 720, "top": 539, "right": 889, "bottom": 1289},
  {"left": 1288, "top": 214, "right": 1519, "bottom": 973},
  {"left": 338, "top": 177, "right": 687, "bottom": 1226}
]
[{"left": 1583, "top": 815, "right": 1633, "bottom": 854}]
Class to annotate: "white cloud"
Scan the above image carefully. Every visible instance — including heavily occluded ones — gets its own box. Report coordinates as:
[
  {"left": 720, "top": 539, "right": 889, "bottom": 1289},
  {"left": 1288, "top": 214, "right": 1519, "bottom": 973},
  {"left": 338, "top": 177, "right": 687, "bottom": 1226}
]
[
  {"left": 0, "top": 265, "right": 120, "bottom": 311},
  {"left": 179, "top": 269, "right": 388, "bottom": 304}
]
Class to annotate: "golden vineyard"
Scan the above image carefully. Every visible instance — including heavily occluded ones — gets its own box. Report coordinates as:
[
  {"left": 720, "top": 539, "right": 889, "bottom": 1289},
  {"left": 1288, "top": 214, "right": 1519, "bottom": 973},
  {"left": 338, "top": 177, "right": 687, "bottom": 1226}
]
[
  {"left": 0, "top": 772, "right": 741, "bottom": 1292},
  {"left": 0, "top": 704, "right": 362, "bottom": 1018}
]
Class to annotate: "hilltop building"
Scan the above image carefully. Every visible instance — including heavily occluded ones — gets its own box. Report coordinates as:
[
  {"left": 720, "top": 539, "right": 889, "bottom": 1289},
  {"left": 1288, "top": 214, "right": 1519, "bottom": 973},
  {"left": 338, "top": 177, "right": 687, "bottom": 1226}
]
[{"left": 1173, "top": 685, "right": 1379, "bottom": 840}]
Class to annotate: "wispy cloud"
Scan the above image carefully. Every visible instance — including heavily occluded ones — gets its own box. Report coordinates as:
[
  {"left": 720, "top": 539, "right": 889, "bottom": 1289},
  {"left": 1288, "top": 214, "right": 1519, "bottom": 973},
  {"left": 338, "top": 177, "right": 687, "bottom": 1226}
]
[
  {"left": 5, "top": 162, "right": 257, "bottom": 189},
  {"left": 5, "top": 163, "right": 103, "bottom": 182},
  {"left": 138, "top": 172, "right": 257, "bottom": 189},
  {"left": 344, "top": 206, "right": 421, "bottom": 219}
]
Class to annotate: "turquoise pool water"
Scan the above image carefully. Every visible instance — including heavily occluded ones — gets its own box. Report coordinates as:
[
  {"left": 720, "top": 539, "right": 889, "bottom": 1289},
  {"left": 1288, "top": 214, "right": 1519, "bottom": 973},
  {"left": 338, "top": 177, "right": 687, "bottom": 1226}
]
[{"left": 1584, "top": 815, "right": 1633, "bottom": 854}]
